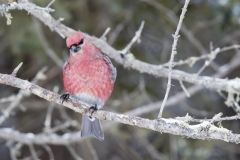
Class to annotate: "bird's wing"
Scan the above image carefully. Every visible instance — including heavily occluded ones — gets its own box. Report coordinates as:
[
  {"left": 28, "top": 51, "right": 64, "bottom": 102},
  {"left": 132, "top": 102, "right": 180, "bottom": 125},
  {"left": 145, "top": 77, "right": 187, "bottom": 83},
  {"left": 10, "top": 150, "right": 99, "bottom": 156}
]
[{"left": 102, "top": 54, "right": 117, "bottom": 82}]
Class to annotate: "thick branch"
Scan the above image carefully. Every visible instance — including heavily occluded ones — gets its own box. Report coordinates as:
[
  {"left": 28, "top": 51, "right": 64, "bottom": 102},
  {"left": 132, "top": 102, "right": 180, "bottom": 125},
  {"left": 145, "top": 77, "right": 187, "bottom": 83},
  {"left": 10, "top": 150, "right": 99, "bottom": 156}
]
[
  {"left": 1, "top": 1, "right": 240, "bottom": 94},
  {"left": 0, "top": 73, "right": 239, "bottom": 144}
]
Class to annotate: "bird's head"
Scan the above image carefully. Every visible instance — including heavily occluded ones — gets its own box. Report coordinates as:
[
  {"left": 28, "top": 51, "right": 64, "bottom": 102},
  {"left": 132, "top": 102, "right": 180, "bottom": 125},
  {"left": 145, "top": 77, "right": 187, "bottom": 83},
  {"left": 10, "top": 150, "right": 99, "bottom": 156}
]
[{"left": 66, "top": 32, "right": 85, "bottom": 55}]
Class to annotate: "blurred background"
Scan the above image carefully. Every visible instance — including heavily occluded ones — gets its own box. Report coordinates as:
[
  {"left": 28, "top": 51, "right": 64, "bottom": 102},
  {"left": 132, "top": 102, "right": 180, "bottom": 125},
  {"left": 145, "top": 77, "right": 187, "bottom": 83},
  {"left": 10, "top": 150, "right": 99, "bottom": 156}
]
[{"left": 0, "top": 0, "right": 240, "bottom": 159}]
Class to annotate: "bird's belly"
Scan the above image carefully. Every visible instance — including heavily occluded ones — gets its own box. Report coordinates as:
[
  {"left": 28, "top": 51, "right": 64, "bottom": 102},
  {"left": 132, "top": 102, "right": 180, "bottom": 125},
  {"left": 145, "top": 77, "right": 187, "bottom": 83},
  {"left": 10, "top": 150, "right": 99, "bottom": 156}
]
[{"left": 63, "top": 65, "right": 114, "bottom": 102}]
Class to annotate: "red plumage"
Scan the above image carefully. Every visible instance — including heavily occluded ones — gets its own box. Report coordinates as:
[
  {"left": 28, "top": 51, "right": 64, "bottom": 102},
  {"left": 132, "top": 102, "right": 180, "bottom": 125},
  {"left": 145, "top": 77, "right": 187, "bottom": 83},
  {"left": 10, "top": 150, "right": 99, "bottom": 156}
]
[
  {"left": 62, "top": 32, "right": 116, "bottom": 140},
  {"left": 63, "top": 32, "right": 116, "bottom": 103}
]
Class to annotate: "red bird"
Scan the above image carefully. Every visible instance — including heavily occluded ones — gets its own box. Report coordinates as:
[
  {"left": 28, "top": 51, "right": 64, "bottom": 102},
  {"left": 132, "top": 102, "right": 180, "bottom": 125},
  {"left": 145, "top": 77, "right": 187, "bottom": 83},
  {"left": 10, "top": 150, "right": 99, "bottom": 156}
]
[{"left": 61, "top": 32, "right": 116, "bottom": 141}]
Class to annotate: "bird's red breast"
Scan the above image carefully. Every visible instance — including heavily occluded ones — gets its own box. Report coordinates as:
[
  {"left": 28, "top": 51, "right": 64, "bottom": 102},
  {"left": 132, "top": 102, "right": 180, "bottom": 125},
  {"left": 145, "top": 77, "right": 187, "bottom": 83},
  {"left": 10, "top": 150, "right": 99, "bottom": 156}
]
[{"left": 63, "top": 34, "right": 116, "bottom": 103}]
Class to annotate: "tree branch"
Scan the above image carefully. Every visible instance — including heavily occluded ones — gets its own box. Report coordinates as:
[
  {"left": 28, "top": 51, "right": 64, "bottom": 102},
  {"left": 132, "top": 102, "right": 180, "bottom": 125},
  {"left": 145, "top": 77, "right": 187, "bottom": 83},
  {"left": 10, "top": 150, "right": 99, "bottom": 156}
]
[
  {"left": 158, "top": 0, "right": 190, "bottom": 118},
  {"left": 1, "top": 0, "right": 240, "bottom": 96},
  {"left": 0, "top": 73, "right": 239, "bottom": 144},
  {"left": 1, "top": 0, "right": 240, "bottom": 145}
]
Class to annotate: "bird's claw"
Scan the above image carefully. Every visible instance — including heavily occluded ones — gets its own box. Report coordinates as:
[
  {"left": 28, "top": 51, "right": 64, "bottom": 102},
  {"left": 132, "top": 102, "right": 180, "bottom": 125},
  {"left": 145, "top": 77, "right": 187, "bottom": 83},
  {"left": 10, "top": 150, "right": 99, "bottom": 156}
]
[
  {"left": 89, "top": 104, "right": 98, "bottom": 118},
  {"left": 60, "top": 93, "right": 70, "bottom": 104}
]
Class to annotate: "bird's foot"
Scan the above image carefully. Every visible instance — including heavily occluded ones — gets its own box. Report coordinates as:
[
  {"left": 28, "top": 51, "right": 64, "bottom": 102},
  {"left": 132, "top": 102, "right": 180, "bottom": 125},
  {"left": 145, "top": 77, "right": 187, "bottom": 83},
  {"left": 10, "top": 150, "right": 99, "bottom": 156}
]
[
  {"left": 60, "top": 93, "right": 70, "bottom": 104},
  {"left": 89, "top": 104, "right": 98, "bottom": 118}
]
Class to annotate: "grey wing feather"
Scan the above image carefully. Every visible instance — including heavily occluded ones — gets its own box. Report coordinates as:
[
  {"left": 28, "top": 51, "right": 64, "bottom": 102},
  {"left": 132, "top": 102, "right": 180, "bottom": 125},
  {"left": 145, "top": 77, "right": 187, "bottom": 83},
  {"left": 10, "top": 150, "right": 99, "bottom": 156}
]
[{"left": 103, "top": 54, "right": 117, "bottom": 82}]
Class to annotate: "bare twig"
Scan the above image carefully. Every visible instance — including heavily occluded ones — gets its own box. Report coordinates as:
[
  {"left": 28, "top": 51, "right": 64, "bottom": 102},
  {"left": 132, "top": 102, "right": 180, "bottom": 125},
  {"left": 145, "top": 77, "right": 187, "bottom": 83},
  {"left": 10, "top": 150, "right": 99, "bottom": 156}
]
[
  {"left": 9, "top": 148, "right": 18, "bottom": 160},
  {"left": 85, "top": 140, "right": 99, "bottom": 160},
  {"left": 46, "top": 0, "right": 55, "bottom": 9},
  {"left": 100, "top": 27, "right": 111, "bottom": 40},
  {"left": 43, "top": 103, "right": 55, "bottom": 132},
  {"left": 121, "top": 21, "right": 145, "bottom": 55},
  {"left": 33, "top": 19, "right": 63, "bottom": 67},
  {"left": 179, "top": 80, "right": 190, "bottom": 97},
  {"left": 127, "top": 50, "right": 240, "bottom": 116},
  {"left": 140, "top": 0, "right": 207, "bottom": 54},
  {"left": 43, "top": 86, "right": 59, "bottom": 132},
  {"left": 108, "top": 22, "right": 126, "bottom": 45},
  {"left": 158, "top": 0, "right": 190, "bottom": 118},
  {"left": 0, "top": 67, "right": 47, "bottom": 125},
  {"left": 49, "top": 120, "right": 79, "bottom": 133},
  {"left": 0, "top": 95, "right": 15, "bottom": 103},
  {"left": 42, "top": 145, "right": 54, "bottom": 160},
  {"left": 7, "top": 142, "right": 20, "bottom": 160},
  {"left": 163, "top": 45, "right": 240, "bottom": 67},
  {"left": 28, "top": 144, "right": 40, "bottom": 160},
  {"left": 196, "top": 48, "right": 220, "bottom": 75},
  {"left": 175, "top": 113, "right": 240, "bottom": 123},
  {"left": 11, "top": 62, "right": 23, "bottom": 77}
]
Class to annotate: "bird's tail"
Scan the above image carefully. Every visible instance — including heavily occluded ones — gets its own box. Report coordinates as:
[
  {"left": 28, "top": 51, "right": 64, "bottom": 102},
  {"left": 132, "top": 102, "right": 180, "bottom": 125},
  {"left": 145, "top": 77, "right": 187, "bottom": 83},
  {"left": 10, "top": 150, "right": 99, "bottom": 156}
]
[{"left": 81, "top": 115, "right": 104, "bottom": 141}]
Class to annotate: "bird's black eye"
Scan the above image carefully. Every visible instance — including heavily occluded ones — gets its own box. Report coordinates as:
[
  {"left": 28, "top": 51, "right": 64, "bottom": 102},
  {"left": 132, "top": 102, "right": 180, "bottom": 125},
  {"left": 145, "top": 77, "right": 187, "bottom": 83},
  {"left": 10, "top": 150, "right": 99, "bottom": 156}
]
[
  {"left": 69, "top": 44, "right": 81, "bottom": 53},
  {"left": 69, "top": 39, "right": 84, "bottom": 54}
]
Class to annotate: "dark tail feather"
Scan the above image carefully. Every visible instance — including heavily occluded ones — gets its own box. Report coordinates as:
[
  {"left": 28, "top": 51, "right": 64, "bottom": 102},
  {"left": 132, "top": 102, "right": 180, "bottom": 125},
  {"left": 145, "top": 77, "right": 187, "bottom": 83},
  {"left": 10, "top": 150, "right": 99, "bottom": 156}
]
[{"left": 81, "top": 115, "right": 104, "bottom": 141}]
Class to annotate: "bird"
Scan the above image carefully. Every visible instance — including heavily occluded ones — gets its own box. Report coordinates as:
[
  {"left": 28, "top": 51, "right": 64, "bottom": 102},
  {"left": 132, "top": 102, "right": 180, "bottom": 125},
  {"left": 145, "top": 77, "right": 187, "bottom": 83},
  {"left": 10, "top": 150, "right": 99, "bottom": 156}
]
[{"left": 61, "top": 32, "right": 116, "bottom": 141}]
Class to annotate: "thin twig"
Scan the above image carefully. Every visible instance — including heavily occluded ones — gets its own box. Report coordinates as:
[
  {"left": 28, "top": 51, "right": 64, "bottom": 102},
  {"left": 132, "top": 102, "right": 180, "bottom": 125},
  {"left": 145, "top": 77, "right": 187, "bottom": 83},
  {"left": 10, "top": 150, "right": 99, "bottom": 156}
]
[
  {"left": 108, "top": 21, "right": 126, "bottom": 45},
  {"left": 140, "top": 0, "right": 206, "bottom": 54},
  {"left": 179, "top": 80, "right": 190, "bottom": 97},
  {"left": 7, "top": 142, "right": 19, "bottom": 160},
  {"left": 0, "top": 67, "right": 47, "bottom": 125},
  {"left": 43, "top": 86, "right": 59, "bottom": 132},
  {"left": 175, "top": 113, "right": 240, "bottom": 123},
  {"left": 121, "top": 21, "right": 145, "bottom": 55},
  {"left": 158, "top": 0, "right": 190, "bottom": 118},
  {"left": 163, "top": 45, "right": 240, "bottom": 67},
  {"left": 100, "top": 27, "right": 111, "bottom": 40},
  {"left": 127, "top": 49, "right": 240, "bottom": 116},
  {"left": 0, "top": 95, "right": 15, "bottom": 103},
  {"left": 11, "top": 62, "right": 23, "bottom": 77},
  {"left": 49, "top": 120, "right": 79, "bottom": 133},
  {"left": 43, "top": 103, "right": 54, "bottom": 132},
  {"left": 85, "top": 140, "right": 99, "bottom": 160},
  {"left": 28, "top": 144, "right": 40, "bottom": 160},
  {"left": 33, "top": 19, "right": 63, "bottom": 67},
  {"left": 42, "top": 145, "right": 54, "bottom": 160},
  {"left": 196, "top": 48, "right": 220, "bottom": 75},
  {"left": 46, "top": 0, "right": 55, "bottom": 9}
]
